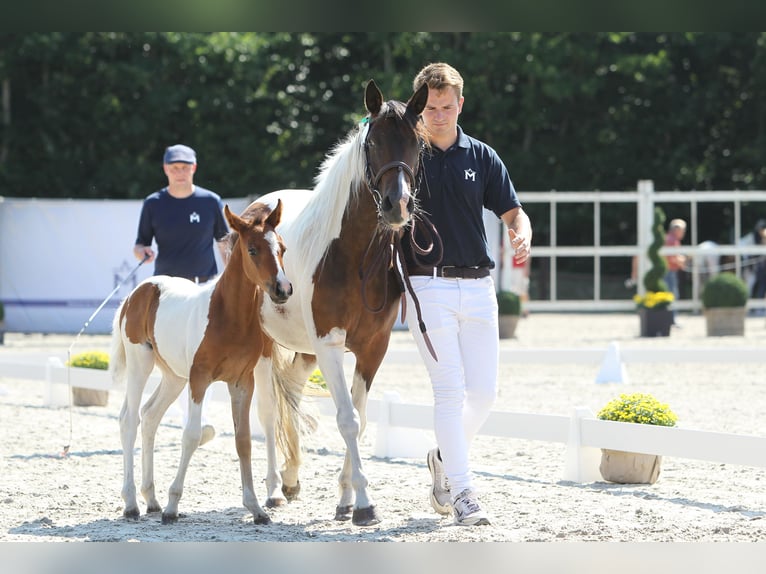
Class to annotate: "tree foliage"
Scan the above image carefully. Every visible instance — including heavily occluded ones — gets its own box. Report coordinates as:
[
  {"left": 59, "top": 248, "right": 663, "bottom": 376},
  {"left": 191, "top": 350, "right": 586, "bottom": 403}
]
[{"left": 2, "top": 32, "right": 766, "bottom": 200}]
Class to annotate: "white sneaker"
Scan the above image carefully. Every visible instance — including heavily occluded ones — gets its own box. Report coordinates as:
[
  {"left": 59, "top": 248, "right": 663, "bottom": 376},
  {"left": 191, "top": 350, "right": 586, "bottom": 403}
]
[
  {"left": 199, "top": 424, "right": 216, "bottom": 446},
  {"left": 452, "top": 489, "right": 490, "bottom": 526},
  {"left": 427, "top": 448, "right": 451, "bottom": 515}
]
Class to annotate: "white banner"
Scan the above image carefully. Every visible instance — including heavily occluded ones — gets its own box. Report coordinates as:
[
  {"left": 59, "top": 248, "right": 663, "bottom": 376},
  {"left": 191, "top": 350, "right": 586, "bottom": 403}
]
[{"left": 0, "top": 196, "right": 250, "bottom": 334}]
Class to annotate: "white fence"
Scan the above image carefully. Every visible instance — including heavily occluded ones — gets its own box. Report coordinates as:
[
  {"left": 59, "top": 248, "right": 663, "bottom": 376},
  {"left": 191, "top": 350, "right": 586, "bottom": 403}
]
[{"left": 3, "top": 342, "right": 765, "bottom": 483}]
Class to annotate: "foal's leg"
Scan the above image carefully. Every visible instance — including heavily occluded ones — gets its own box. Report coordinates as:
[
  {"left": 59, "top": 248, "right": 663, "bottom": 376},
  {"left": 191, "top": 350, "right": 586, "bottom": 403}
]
[
  {"left": 162, "top": 380, "right": 207, "bottom": 524},
  {"left": 139, "top": 370, "right": 185, "bottom": 513},
  {"left": 229, "top": 378, "right": 270, "bottom": 524},
  {"left": 254, "top": 357, "right": 285, "bottom": 507},
  {"left": 119, "top": 343, "right": 155, "bottom": 519}
]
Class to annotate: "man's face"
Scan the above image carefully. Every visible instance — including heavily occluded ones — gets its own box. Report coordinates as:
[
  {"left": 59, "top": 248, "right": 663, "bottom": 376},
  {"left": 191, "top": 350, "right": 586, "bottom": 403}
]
[
  {"left": 163, "top": 162, "right": 196, "bottom": 185},
  {"left": 421, "top": 87, "right": 464, "bottom": 140}
]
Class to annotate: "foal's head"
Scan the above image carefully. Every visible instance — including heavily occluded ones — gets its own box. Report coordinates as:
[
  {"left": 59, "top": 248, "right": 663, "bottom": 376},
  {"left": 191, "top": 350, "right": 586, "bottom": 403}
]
[
  {"left": 362, "top": 79, "right": 429, "bottom": 229},
  {"left": 224, "top": 200, "right": 292, "bottom": 304}
]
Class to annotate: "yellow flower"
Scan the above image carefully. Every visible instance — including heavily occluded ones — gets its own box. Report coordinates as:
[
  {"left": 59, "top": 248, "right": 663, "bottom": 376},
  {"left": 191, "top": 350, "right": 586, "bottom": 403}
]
[
  {"left": 597, "top": 393, "right": 678, "bottom": 427},
  {"left": 633, "top": 290, "right": 674, "bottom": 309}
]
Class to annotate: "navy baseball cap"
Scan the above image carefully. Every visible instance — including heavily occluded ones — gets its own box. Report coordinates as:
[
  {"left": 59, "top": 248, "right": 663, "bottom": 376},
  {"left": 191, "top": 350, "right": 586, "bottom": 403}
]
[{"left": 163, "top": 144, "right": 197, "bottom": 164}]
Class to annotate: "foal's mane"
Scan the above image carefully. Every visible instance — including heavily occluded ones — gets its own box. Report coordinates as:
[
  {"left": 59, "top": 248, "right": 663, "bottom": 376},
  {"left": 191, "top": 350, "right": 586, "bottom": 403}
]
[
  {"left": 223, "top": 203, "right": 271, "bottom": 255},
  {"left": 289, "top": 100, "right": 424, "bottom": 278}
]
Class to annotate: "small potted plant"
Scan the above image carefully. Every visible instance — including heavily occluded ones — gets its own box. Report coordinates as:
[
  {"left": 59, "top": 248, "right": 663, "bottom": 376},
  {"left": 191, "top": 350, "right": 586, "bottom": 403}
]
[
  {"left": 304, "top": 368, "right": 330, "bottom": 397},
  {"left": 496, "top": 290, "right": 521, "bottom": 339},
  {"left": 596, "top": 392, "right": 678, "bottom": 484},
  {"left": 67, "top": 350, "right": 110, "bottom": 406},
  {"left": 634, "top": 207, "right": 674, "bottom": 337},
  {"left": 702, "top": 272, "right": 748, "bottom": 336}
]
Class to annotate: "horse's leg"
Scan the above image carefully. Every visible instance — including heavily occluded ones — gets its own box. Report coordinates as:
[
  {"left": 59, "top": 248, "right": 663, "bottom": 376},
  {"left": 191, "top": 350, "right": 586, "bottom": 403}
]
[
  {"left": 229, "top": 378, "right": 270, "bottom": 524},
  {"left": 139, "top": 370, "right": 185, "bottom": 513},
  {"left": 277, "top": 353, "right": 315, "bottom": 502},
  {"left": 162, "top": 379, "right": 207, "bottom": 524},
  {"left": 315, "top": 344, "right": 379, "bottom": 526},
  {"left": 254, "top": 357, "right": 284, "bottom": 507},
  {"left": 119, "top": 343, "right": 155, "bottom": 519}
]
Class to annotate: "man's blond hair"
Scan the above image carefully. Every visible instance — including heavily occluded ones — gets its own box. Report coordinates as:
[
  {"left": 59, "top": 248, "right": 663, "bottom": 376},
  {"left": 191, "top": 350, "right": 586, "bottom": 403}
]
[
  {"left": 669, "top": 219, "right": 687, "bottom": 230},
  {"left": 413, "top": 62, "right": 464, "bottom": 99}
]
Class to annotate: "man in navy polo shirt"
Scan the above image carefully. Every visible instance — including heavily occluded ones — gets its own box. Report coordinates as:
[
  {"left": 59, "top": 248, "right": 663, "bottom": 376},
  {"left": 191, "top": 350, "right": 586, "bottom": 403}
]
[
  {"left": 132, "top": 144, "right": 229, "bottom": 446},
  {"left": 402, "top": 63, "right": 533, "bottom": 526}
]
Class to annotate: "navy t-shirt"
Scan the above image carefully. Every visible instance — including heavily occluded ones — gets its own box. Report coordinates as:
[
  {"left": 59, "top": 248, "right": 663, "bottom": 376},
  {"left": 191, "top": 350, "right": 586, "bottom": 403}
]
[
  {"left": 135, "top": 186, "right": 229, "bottom": 280},
  {"left": 403, "top": 126, "right": 521, "bottom": 269}
]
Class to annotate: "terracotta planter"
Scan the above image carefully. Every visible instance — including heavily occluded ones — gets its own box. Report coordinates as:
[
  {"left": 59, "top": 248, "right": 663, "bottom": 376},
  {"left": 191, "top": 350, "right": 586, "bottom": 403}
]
[
  {"left": 599, "top": 449, "right": 662, "bottom": 484},
  {"left": 72, "top": 387, "right": 109, "bottom": 407},
  {"left": 704, "top": 307, "right": 746, "bottom": 336},
  {"left": 498, "top": 315, "right": 520, "bottom": 339},
  {"left": 638, "top": 307, "right": 673, "bottom": 337}
]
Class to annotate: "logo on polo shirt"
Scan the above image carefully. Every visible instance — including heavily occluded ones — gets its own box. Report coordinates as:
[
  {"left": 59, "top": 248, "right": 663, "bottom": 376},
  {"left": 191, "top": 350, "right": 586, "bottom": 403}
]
[
  {"left": 464, "top": 168, "right": 476, "bottom": 182},
  {"left": 189, "top": 212, "right": 200, "bottom": 223}
]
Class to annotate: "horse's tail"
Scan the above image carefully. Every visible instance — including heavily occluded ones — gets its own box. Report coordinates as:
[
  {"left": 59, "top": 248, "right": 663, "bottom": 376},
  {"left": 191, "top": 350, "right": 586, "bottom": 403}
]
[
  {"left": 109, "top": 299, "right": 127, "bottom": 387},
  {"left": 270, "top": 345, "right": 318, "bottom": 469}
]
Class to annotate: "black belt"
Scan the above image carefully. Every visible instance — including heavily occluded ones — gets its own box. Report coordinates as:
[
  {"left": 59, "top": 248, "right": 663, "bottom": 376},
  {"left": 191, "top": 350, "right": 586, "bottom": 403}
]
[
  {"left": 192, "top": 275, "right": 212, "bottom": 284},
  {"left": 407, "top": 266, "right": 491, "bottom": 279}
]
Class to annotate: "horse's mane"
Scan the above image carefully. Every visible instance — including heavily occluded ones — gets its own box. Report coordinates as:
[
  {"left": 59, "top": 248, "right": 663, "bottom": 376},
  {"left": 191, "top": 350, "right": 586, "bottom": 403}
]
[
  {"left": 287, "top": 121, "right": 367, "bottom": 278},
  {"left": 222, "top": 203, "right": 271, "bottom": 261}
]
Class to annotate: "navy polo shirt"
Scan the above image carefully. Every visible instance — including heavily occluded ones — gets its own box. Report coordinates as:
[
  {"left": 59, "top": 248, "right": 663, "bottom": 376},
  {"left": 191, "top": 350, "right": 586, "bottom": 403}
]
[
  {"left": 135, "top": 186, "right": 229, "bottom": 280},
  {"left": 403, "top": 126, "right": 521, "bottom": 269}
]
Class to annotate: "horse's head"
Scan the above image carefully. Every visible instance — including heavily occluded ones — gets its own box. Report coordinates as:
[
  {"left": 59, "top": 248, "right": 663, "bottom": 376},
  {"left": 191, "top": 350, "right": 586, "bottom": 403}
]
[
  {"left": 362, "top": 79, "right": 428, "bottom": 230},
  {"left": 224, "top": 200, "right": 292, "bottom": 304}
]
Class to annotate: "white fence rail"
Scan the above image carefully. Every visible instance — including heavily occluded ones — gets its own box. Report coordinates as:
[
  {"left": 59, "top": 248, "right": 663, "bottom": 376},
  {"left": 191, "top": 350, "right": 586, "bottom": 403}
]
[{"left": 3, "top": 342, "right": 766, "bottom": 483}]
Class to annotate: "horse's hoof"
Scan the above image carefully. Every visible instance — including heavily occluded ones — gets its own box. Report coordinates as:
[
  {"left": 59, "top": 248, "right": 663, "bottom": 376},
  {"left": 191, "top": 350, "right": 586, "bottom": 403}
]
[
  {"left": 161, "top": 512, "right": 178, "bottom": 525},
  {"left": 146, "top": 503, "right": 162, "bottom": 514},
  {"left": 265, "top": 496, "right": 287, "bottom": 508},
  {"left": 253, "top": 514, "right": 271, "bottom": 525},
  {"left": 334, "top": 504, "right": 353, "bottom": 521},
  {"left": 352, "top": 505, "right": 380, "bottom": 526},
  {"left": 123, "top": 508, "right": 140, "bottom": 520},
  {"left": 282, "top": 480, "right": 301, "bottom": 501}
]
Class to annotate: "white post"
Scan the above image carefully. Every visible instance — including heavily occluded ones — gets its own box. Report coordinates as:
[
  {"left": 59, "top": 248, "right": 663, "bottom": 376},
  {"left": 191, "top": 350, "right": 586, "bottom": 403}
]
[
  {"left": 43, "top": 356, "right": 68, "bottom": 408},
  {"left": 373, "top": 391, "right": 394, "bottom": 458},
  {"left": 594, "top": 341, "right": 628, "bottom": 384},
  {"left": 562, "top": 406, "right": 602, "bottom": 483}
]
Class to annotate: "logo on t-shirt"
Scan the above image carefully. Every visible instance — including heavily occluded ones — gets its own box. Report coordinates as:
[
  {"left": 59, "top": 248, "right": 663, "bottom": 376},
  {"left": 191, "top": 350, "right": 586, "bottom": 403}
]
[
  {"left": 189, "top": 212, "right": 200, "bottom": 223},
  {"left": 464, "top": 168, "right": 476, "bottom": 182}
]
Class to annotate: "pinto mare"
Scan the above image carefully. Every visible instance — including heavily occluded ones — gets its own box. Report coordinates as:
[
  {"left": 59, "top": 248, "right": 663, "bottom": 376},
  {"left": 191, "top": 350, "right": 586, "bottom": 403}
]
[
  {"left": 254, "top": 80, "right": 431, "bottom": 526},
  {"left": 112, "top": 200, "right": 299, "bottom": 524}
]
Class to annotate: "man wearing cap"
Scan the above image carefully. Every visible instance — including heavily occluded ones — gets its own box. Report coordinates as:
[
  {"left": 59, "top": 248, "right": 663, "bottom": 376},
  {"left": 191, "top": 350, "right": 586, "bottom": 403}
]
[{"left": 132, "top": 144, "right": 229, "bottom": 445}]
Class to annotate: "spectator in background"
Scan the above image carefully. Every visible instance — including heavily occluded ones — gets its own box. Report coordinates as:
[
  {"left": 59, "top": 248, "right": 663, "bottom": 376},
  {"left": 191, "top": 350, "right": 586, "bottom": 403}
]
[
  {"left": 664, "top": 218, "right": 687, "bottom": 325},
  {"left": 133, "top": 144, "right": 230, "bottom": 446}
]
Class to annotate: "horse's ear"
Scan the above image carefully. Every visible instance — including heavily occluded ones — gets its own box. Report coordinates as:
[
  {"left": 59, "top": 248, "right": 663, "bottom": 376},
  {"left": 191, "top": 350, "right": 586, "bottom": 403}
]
[
  {"left": 407, "top": 82, "right": 429, "bottom": 118},
  {"left": 266, "top": 199, "right": 283, "bottom": 228},
  {"left": 224, "top": 204, "right": 245, "bottom": 233},
  {"left": 364, "top": 79, "right": 383, "bottom": 116}
]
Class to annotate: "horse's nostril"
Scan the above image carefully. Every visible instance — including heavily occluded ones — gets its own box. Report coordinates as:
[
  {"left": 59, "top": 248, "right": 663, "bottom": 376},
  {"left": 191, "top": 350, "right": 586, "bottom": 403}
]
[{"left": 381, "top": 197, "right": 394, "bottom": 211}]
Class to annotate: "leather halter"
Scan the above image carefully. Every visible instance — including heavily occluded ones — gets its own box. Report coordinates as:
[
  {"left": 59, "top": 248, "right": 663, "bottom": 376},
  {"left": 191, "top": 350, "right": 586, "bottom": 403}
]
[{"left": 362, "top": 118, "right": 419, "bottom": 208}]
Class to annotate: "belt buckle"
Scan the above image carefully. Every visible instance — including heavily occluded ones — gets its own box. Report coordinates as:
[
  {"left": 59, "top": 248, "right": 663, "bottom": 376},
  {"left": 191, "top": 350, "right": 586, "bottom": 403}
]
[{"left": 440, "top": 266, "right": 456, "bottom": 278}]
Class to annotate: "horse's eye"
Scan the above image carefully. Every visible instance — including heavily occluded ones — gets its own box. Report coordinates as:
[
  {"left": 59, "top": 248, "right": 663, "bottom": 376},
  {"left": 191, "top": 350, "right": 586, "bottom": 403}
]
[{"left": 248, "top": 247, "right": 258, "bottom": 256}]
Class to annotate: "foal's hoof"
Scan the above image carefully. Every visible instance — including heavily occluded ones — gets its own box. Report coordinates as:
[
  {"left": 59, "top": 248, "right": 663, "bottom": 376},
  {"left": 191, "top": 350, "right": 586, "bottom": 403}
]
[
  {"left": 352, "top": 505, "right": 380, "bottom": 527},
  {"left": 253, "top": 513, "right": 272, "bottom": 525},
  {"left": 161, "top": 512, "right": 178, "bottom": 525},
  {"left": 281, "top": 480, "right": 301, "bottom": 501},
  {"left": 123, "top": 508, "right": 140, "bottom": 521},
  {"left": 265, "top": 496, "right": 288, "bottom": 508},
  {"left": 334, "top": 504, "right": 353, "bottom": 521}
]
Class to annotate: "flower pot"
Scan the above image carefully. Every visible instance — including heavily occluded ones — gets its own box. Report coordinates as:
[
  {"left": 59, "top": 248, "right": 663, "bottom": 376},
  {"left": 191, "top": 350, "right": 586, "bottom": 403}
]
[
  {"left": 498, "top": 315, "right": 520, "bottom": 339},
  {"left": 638, "top": 307, "right": 673, "bottom": 337},
  {"left": 704, "top": 307, "right": 746, "bottom": 336},
  {"left": 599, "top": 449, "right": 662, "bottom": 484},
  {"left": 72, "top": 387, "right": 109, "bottom": 407}
]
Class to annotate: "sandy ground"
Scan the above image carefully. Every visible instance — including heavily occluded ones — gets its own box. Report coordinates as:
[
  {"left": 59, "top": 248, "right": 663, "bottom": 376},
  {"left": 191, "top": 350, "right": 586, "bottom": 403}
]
[{"left": 2, "top": 312, "right": 766, "bottom": 546}]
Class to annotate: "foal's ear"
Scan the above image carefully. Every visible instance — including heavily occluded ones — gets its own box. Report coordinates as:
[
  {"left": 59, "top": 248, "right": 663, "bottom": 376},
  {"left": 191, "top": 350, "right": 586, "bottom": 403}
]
[
  {"left": 364, "top": 79, "right": 383, "bottom": 116},
  {"left": 224, "top": 204, "right": 245, "bottom": 233},
  {"left": 407, "top": 82, "right": 428, "bottom": 118},
  {"left": 266, "top": 199, "right": 283, "bottom": 228}
]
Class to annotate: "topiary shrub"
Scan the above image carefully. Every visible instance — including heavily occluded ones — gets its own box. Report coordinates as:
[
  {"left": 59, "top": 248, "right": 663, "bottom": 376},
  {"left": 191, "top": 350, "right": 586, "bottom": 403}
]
[
  {"left": 496, "top": 291, "right": 521, "bottom": 315},
  {"left": 643, "top": 206, "right": 669, "bottom": 293},
  {"left": 702, "top": 272, "right": 748, "bottom": 308}
]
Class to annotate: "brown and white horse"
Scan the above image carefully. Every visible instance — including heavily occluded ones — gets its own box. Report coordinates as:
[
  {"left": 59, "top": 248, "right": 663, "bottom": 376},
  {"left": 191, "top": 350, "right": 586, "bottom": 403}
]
[
  {"left": 254, "top": 80, "right": 429, "bottom": 526},
  {"left": 111, "top": 200, "right": 299, "bottom": 524}
]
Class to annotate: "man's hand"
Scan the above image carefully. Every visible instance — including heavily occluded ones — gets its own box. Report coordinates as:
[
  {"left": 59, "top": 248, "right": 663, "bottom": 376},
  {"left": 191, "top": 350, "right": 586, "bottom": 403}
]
[{"left": 509, "top": 228, "right": 531, "bottom": 263}]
